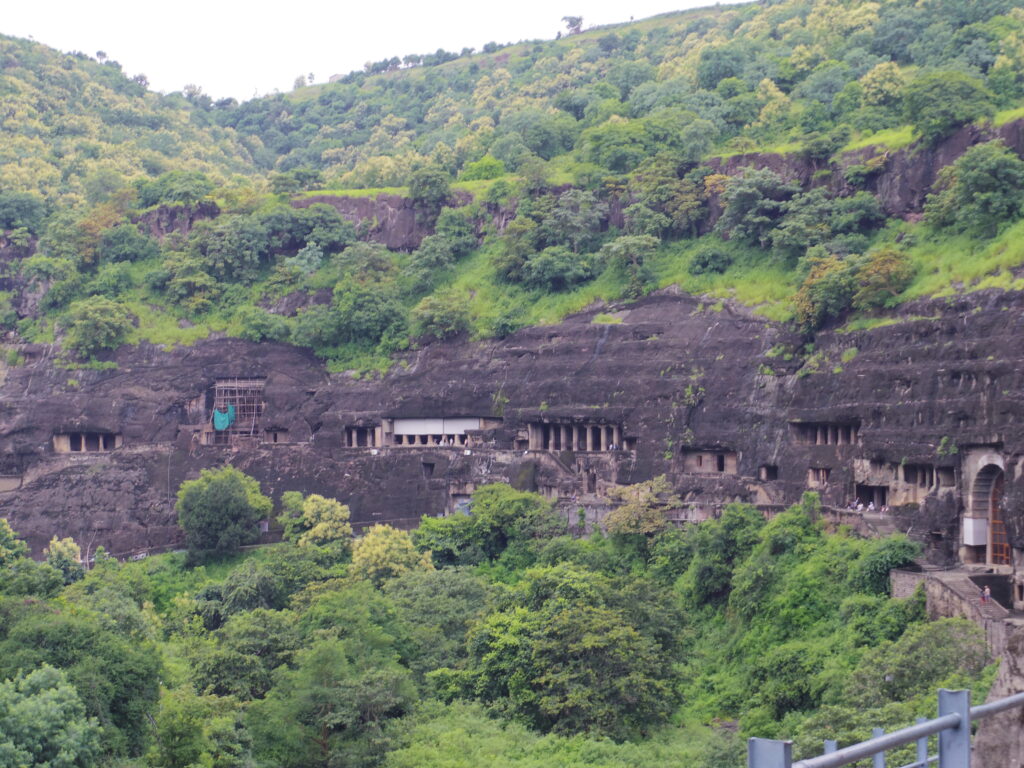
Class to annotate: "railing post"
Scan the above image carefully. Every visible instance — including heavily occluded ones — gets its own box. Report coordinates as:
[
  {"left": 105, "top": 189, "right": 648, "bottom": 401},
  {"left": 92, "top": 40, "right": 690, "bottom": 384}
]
[
  {"left": 748, "top": 738, "right": 792, "bottom": 768},
  {"left": 916, "top": 717, "right": 928, "bottom": 766},
  {"left": 872, "top": 727, "right": 886, "bottom": 768},
  {"left": 824, "top": 739, "right": 838, "bottom": 754},
  {"left": 938, "top": 689, "right": 971, "bottom": 768}
]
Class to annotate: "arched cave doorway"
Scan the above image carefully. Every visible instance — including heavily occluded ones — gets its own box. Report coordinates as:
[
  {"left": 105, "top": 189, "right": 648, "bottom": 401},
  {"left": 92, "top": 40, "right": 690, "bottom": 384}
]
[{"left": 972, "top": 464, "right": 1010, "bottom": 566}]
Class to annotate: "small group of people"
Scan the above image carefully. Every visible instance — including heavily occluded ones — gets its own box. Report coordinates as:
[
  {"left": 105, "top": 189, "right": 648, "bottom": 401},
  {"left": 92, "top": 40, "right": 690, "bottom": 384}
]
[
  {"left": 980, "top": 584, "right": 993, "bottom": 605},
  {"left": 847, "top": 499, "right": 890, "bottom": 515}
]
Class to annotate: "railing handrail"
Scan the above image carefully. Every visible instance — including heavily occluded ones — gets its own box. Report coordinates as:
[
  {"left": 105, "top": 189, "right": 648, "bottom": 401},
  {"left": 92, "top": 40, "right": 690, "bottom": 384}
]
[
  {"left": 970, "top": 689, "right": 1024, "bottom": 720},
  {"left": 790, "top": 714, "right": 960, "bottom": 768},
  {"left": 750, "top": 688, "right": 1024, "bottom": 768}
]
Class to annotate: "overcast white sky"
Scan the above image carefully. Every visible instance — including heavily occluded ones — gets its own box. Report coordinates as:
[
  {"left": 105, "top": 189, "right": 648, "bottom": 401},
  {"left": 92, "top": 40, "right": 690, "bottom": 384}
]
[{"left": 3, "top": 0, "right": 734, "bottom": 102}]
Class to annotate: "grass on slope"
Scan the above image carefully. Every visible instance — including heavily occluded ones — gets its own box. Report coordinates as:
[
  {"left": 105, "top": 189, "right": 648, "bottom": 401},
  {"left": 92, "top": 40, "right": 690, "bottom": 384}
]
[
  {"left": 842, "top": 125, "right": 916, "bottom": 153},
  {"left": 900, "top": 218, "right": 1024, "bottom": 300}
]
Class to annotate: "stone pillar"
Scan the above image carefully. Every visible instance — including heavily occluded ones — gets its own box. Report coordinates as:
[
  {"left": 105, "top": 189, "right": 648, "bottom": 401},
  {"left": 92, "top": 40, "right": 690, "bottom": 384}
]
[
  {"left": 586, "top": 425, "right": 593, "bottom": 451},
  {"left": 562, "top": 425, "right": 571, "bottom": 451},
  {"left": 613, "top": 425, "right": 621, "bottom": 449}
]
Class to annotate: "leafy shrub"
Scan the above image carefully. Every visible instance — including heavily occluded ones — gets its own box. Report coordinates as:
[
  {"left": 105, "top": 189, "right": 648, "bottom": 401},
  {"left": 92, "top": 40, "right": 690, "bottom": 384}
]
[
  {"left": 521, "top": 246, "right": 596, "bottom": 291},
  {"left": 924, "top": 140, "right": 1024, "bottom": 237},
  {"left": 849, "top": 535, "right": 921, "bottom": 595},
  {"left": 793, "top": 255, "right": 858, "bottom": 332},
  {"left": 411, "top": 290, "right": 470, "bottom": 341},
  {"left": 688, "top": 242, "right": 734, "bottom": 275},
  {"left": 97, "top": 224, "right": 160, "bottom": 263},
  {"left": 62, "top": 296, "right": 135, "bottom": 355},
  {"left": 852, "top": 248, "right": 915, "bottom": 310},
  {"left": 460, "top": 155, "right": 505, "bottom": 180},
  {"left": 902, "top": 71, "right": 995, "bottom": 145},
  {"left": 235, "top": 306, "right": 291, "bottom": 342},
  {"left": 0, "top": 191, "right": 47, "bottom": 233}
]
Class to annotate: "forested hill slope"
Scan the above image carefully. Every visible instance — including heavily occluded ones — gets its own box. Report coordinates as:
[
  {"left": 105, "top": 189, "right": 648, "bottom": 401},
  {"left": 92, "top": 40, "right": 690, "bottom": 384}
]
[
  {"left": 212, "top": 0, "right": 1024, "bottom": 184},
  {"left": 3, "top": 0, "right": 1024, "bottom": 371},
  {"left": 0, "top": 35, "right": 259, "bottom": 206}
]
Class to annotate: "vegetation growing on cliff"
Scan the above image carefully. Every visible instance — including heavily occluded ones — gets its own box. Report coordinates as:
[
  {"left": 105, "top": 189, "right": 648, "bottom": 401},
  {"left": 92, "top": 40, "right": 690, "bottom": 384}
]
[
  {"left": 4, "top": 1, "right": 1024, "bottom": 361},
  {"left": 0, "top": 485, "right": 996, "bottom": 767}
]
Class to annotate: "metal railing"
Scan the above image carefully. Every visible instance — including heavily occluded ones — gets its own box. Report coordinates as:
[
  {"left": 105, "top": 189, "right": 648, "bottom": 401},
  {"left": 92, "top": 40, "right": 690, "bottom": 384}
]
[{"left": 748, "top": 688, "right": 1024, "bottom": 768}]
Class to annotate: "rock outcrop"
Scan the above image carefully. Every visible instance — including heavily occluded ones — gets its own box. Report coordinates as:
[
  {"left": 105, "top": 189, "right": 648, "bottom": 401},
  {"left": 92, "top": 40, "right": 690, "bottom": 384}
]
[{"left": 4, "top": 286, "right": 1024, "bottom": 569}]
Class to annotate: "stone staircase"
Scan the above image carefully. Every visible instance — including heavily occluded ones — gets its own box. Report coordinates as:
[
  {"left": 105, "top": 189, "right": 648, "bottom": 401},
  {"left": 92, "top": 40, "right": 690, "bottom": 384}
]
[{"left": 860, "top": 510, "right": 900, "bottom": 538}]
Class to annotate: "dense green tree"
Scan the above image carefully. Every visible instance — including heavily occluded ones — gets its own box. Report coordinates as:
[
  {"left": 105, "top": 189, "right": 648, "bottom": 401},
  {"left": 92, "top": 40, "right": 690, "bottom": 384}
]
[
  {"left": 136, "top": 171, "right": 215, "bottom": 208},
  {"left": 333, "top": 280, "right": 406, "bottom": 345},
  {"left": 0, "top": 518, "right": 29, "bottom": 567},
  {"left": 383, "top": 568, "right": 491, "bottom": 678},
  {"left": 843, "top": 618, "right": 988, "bottom": 707},
  {"left": 540, "top": 189, "right": 607, "bottom": 254},
  {"left": 600, "top": 235, "right": 658, "bottom": 297},
  {"left": 190, "top": 608, "right": 301, "bottom": 699},
  {"left": 0, "top": 664, "right": 102, "bottom": 768},
  {"left": 352, "top": 525, "right": 434, "bottom": 586},
  {"left": 148, "top": 688, "right": 251, "bottom": 768},
  {"left": 291, "top": 305, "right": 343, "bottom": 350},
  {"left": 247, "top": 638, "right": 415, "bottom": 768},
  {"left": 924, "top": 139, "right": 1024, "bottom": 236},
  {"left": 852, "top": 248, "right": 915, "bottom": 310},
  {"left": 499, "top": 109, "right": 579, "bottom": 160},
  {"left": 677, "top": 502, "right": 765, "bottom": 608},
  {"left": 44, "top": 535, "right": 85, "bottom": 584},
  {"left": 189, "top": 215, "right": 270, "bottom": 283},
  {"left": 235, "top": 306, "right": 291, "bottom": 342},
  {"left": 459, "top": 155, "right": 505, "bottom": 180},
  {"left": 97, "top": 224, "right": 160, "bottom": 263},
  {"left": 218, "top": 549, "right": 327, "bottom": 615},
  {"left": 0, "top": 607, "right": 161, "bottom": 756},
  {"left": 794, "top": 255, "right": 859, "bottom": 332},
  {"left": 520, "top": 246, "right": 596, "bottom": 292},
  {"left": 409, "top": 166, "right": 452, "bottom": 221},
  {"left": 716, "top": 168, "right": 800, "bottom": 248},
  {"left": 902, "top": 71, "right": 995, "bottom": 144},
  {"left": 0, "top": 191, "right": 46, "bottom": 233},
  {"left": 410, "top": 290, "right": 471, "bottom": 341},
  {"left": 454, "top": 563, "right": 680, "bottom": 740},
  {"left": 413, "top": 484, "right": 561, "bottom": 566},
  {"left": 62, "top": 296, "right": 135, "bottom": 356},
  {"left": 175, "top": 467, "right": 272, "bottom": 554}
]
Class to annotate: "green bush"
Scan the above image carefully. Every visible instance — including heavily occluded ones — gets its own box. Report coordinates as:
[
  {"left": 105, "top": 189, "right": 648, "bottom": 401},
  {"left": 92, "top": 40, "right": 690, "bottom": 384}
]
[
  {"left": 411, "top": 290, "right": 470, "bottom": 341},
  {"left": 62, "top": 296, "right": 135, "bottom": 356},
  {"left": 460, "top": 155, "right": 505, "bottom": 181}
]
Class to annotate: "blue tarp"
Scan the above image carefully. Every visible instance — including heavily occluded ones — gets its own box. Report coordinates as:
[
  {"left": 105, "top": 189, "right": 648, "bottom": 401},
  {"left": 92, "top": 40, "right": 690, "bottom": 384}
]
[{"left": 213, "top": 404, "right": 236, "bottom": 431}]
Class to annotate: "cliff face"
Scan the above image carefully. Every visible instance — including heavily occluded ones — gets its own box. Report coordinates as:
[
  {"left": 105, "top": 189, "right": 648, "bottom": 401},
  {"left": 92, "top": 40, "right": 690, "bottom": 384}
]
[
  {"left": 3, "top": 286, "right": 1024, "bottom": 570},
  {"left": 292, "top": 190, "right": 472, "bottom": 251},
  {"left": 706, "top": 118, "right": 1024, "bottom": 224}
]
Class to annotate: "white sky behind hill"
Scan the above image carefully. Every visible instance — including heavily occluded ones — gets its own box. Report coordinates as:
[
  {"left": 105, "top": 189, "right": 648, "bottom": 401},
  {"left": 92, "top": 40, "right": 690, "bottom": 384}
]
[{"left": 4, "top": 0, "right": 740, "bottom": 102}]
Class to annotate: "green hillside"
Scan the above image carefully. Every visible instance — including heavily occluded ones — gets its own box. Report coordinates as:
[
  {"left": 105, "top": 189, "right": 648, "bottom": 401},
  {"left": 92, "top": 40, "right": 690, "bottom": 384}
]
[
  {"left": 0, "top": 488, "right": 996, "bottom": 767},
  {"left": 2, "top": 0, "right": 1024, "bottom": 372}
]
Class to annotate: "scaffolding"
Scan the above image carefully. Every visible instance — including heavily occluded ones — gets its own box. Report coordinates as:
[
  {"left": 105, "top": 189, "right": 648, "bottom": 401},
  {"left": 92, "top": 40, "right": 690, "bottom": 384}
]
[{"left": 205, "top": 378, "right": 265, "bottom": 445}]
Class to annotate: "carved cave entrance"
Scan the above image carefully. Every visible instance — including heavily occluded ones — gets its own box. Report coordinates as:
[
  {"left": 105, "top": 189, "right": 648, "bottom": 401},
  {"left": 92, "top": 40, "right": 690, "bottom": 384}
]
[{"left": 968, "top": 465, "right": 1010, "bottom": 566}]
